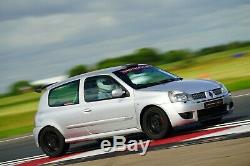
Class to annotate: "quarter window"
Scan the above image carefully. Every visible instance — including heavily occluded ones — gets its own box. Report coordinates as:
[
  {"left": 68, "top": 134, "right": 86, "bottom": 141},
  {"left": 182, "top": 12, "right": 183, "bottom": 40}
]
[
  {"left": 84, "top": 75, "right": 126, "bottom": 102},
  {"left": 48, "top": 80, "right": 79, "bottom": 107}
]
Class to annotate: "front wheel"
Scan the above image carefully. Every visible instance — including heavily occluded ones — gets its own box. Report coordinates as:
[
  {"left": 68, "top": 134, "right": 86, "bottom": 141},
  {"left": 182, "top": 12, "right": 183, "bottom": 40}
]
[
  {"left": 39, "top": 127, "right": 69, "bottom": 157},
  {"left": 142, "top": 107, "right": 171, "bottom": 140}
]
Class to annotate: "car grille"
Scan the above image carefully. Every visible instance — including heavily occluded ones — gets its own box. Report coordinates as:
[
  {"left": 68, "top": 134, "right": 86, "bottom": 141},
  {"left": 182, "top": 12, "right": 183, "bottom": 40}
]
[
  {"left": 198, "top": 104, "right": 228, "bottom": 121},
  {"left": 192, "top": 92, "right": 206, "bottom": 100},
  {"left": 212, "top": 88, "right": 222, "bottom": 95},
  {"left": 191, "top": 88, "right": 222, "bottom": 100}
]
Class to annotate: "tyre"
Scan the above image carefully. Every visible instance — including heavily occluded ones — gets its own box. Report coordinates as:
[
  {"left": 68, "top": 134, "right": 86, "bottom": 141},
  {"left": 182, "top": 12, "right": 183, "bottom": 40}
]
[
  {"left": 141, "top": 106, "right": 171, "bottom": 140},
  {"left": 201, "top": 117, "right": 222, "bottom": 126},
  {"left": 39, "top": 127, "right": 69, "bottom": 157}
]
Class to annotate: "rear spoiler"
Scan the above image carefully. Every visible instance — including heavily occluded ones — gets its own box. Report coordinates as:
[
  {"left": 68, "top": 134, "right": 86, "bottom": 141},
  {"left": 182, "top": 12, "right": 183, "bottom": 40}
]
[{"left": 34, "top": 83, "right": 56, "bottom": 93}]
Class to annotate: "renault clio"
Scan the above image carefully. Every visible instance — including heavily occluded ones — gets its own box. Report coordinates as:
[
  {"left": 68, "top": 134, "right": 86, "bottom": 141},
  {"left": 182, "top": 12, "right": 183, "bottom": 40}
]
[{"left": 34, "top": 64, "right": 234, "bottom": 157}]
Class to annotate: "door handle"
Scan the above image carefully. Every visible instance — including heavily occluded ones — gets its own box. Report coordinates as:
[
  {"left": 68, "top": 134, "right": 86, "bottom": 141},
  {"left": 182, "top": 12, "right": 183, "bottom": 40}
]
[{"left": 83, "top": 108, "right": 92, "bottom": 113}]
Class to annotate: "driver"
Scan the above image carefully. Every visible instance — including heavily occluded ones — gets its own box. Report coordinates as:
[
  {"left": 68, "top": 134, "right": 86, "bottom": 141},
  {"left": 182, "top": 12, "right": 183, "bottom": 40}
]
[{"left": 96, "top": 78, "right": 117, "bottom": 100}]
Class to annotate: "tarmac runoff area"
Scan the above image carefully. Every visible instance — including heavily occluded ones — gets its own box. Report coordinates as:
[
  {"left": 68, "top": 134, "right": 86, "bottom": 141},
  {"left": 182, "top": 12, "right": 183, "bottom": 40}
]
[{"left": 71, "top": 137, "right": 250, "bottom": 166}]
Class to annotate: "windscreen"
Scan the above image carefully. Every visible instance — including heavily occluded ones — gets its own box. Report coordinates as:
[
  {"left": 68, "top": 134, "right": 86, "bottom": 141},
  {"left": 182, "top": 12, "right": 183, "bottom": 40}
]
[{"left": 114, "top": 65, "right": 179, "bottom": 89}]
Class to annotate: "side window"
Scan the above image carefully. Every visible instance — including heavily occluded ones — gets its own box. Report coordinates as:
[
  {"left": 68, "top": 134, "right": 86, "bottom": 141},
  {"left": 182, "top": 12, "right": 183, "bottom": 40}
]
[
  {"left": 84, "top": 75, "right": 125, "bottom": 102},
  {"left": 48, "top": 80, "right": 79, "bottom": 107}
]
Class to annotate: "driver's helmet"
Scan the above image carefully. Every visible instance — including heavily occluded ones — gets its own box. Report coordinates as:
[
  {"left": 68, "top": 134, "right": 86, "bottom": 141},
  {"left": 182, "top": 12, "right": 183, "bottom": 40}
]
[{"left": 96, "top": 78, "right": 115, "bottom": 92}]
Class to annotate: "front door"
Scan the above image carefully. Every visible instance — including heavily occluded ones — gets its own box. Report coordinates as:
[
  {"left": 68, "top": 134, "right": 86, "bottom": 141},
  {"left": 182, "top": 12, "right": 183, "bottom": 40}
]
[{"left": 82, "top": 75, "right": 137, "bottom": 134}]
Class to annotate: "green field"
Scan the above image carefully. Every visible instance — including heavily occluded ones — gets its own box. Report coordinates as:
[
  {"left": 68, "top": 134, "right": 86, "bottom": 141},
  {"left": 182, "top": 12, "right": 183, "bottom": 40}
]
[
  {"left": 0, "top": 93, "right": 40, "bottom": 138},
  {"left": 0, "top": 47, "right": 250, "bottom": 139},
  {"left": 159, "top": 46, "right": 250, "bottom": 91}
]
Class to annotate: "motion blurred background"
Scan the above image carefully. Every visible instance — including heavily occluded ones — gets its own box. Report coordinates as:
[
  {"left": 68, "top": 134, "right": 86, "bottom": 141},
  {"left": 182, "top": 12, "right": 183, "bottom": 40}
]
[{"left": 0, "top": 0, "right": 250, "bottom": 139}]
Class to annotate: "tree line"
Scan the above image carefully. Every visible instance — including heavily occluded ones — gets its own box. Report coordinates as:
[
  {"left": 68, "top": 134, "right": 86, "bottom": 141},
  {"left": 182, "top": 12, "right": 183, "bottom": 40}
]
[{"left": 3, "top": 40, "right": 250, "bottom": 96}]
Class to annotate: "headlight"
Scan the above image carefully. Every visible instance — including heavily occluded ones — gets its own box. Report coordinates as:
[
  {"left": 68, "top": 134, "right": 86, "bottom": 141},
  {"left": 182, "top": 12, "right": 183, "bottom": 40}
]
[
  {"left": 168, "top": 91, "right": 188, "bottom": 103},
  {"left": 219, "top": 83, "right": 228, "bottom": 93}
]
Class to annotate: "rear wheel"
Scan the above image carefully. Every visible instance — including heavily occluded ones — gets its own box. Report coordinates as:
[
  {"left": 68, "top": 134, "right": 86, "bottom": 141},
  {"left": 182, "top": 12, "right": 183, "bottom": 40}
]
[
  {"left": 39, "top": 127, "right": 69, "bottom": 157},
  {"left": 142, "top": 107, "right": 171, "bottom": 140}
]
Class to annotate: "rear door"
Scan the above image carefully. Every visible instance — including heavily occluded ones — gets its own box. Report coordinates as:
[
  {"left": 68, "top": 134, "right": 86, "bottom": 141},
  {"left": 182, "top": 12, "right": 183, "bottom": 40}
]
[{"left": 47, "top": 80, "right": 91, "bottom": 139}]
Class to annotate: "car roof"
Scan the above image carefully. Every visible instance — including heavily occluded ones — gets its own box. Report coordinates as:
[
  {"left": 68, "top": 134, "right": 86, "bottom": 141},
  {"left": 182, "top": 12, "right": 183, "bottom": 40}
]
[{"left": 46, "top": 64, "right": 146, "bottom": 90}]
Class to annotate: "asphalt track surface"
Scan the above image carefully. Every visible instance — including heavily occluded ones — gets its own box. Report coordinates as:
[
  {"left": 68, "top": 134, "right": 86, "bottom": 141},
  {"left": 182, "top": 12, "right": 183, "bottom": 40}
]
[{"left": 0, "top": 90, "right": 250, "bottom": 165}]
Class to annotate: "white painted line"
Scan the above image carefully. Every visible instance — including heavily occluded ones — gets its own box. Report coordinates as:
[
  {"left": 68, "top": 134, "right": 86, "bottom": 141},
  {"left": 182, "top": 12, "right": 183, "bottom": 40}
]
[
  {"left": 0, "top": 154, "right": 46, "bottom": 165},
  {"left": 232, "top": 93, "right": 250, "bottom": 98},
  {"left": 214, "top": 119, "right": 250, "bottom": 127},
  {"left": 0, "top": 135, "right": 33, "bottom": 144},
  {"left": 190, "top": 124, "right": 250, "bottom": 141},
  {"left": 0, "top": 156, "right": 47, "bottom": 166},
  {"left": 0, "top": 154, "right": 46, "bottom": 163},
  {"left": 194, "top": 119, "right": 250, "bottom": 132},
  {"left": 204, "top": 121, "right": 250, "bottom": 130},
  {"left": 47, "top": 144, "right": 143, "bottom": 164},
  {"left": 47, "top": 148, "right": 114, "bottom": 164}
]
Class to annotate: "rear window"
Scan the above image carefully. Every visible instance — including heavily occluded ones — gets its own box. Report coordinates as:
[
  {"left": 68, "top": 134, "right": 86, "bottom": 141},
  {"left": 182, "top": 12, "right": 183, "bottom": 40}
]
[{"left": 48, "top": 80, "right": 79, "bottom": 107}]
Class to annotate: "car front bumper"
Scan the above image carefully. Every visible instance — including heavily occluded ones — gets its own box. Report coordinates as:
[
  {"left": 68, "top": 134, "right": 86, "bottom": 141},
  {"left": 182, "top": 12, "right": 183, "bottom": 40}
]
[{"left": 160, "top": 93, "right": 234, "bottom": 127}]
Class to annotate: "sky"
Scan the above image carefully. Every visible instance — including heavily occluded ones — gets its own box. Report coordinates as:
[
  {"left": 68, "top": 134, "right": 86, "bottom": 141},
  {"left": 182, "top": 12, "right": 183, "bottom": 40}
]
[{"left": 0, "top": 0, "right": 250, "bottom": 93}]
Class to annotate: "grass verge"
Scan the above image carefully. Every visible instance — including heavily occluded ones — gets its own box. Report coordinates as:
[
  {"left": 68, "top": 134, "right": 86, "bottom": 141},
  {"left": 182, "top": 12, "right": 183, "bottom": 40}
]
[
  {"left": 0, "top": 126, "right": 34, "bottom": 139},
  {"left": 220, "top": 76, "right": 250, "bottom": 92}
]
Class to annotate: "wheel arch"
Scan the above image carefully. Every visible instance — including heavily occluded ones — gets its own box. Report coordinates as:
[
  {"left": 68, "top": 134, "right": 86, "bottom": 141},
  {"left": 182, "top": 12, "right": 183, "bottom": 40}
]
[{"left": 140, "top": 104, "right": 171, "bottom": 129}]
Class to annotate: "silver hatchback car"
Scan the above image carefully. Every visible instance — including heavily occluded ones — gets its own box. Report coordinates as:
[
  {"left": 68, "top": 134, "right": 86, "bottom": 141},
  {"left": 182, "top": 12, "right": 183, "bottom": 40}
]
[{"left": 34, "top": 64, "right": 233, "bottom": 156}]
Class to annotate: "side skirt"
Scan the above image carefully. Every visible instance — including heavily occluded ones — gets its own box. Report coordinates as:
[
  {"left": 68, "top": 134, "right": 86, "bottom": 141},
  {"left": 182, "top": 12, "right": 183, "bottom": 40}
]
[{"left": 65, "top": 128, "right": 141, "bottom": 143}]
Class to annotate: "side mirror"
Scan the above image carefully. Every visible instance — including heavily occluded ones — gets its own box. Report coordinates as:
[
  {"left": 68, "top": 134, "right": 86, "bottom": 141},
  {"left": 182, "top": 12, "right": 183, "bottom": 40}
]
[{"left": 112, "top": 89, "right": 125, "bottom": 98}]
